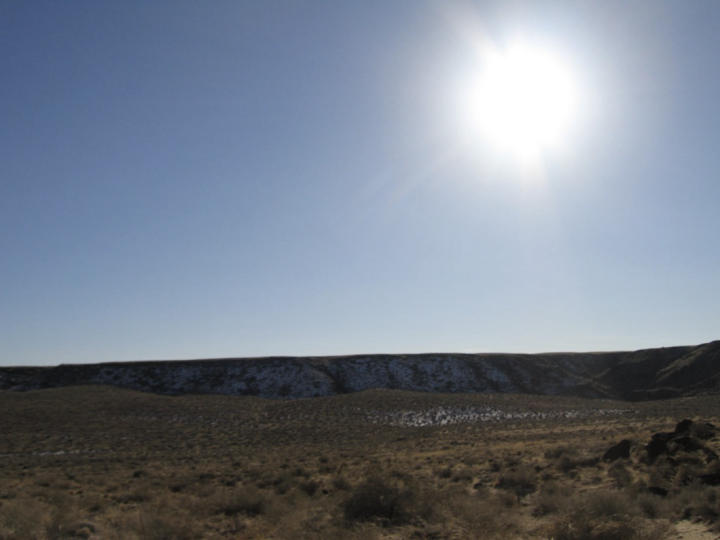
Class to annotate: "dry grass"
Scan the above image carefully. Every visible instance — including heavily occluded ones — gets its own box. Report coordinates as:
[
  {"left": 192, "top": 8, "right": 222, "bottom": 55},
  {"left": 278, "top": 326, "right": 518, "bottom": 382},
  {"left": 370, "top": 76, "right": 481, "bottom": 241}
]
[{"left": 1, "top": 386, "right": 719, "bottom": 538}]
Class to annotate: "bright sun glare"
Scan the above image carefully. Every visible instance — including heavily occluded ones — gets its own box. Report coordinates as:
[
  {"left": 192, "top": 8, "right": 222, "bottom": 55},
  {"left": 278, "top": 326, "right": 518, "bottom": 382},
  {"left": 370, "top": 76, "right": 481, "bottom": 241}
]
[{"left": 462, "top": 42, "right": 578, "bottom": 165}]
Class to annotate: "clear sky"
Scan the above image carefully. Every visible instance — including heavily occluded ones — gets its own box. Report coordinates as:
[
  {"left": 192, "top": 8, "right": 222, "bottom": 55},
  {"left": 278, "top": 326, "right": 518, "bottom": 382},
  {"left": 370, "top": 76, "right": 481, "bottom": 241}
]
[{"left": 2, "top": 1, "right": 719, "bottom": 365}]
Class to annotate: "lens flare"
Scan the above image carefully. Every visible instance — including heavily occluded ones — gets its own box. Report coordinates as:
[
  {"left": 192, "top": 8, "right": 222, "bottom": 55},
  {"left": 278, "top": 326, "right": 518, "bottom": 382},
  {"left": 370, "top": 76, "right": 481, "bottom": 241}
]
[{"left": 460, "top": 41, "right": 578, "bottom": 168}]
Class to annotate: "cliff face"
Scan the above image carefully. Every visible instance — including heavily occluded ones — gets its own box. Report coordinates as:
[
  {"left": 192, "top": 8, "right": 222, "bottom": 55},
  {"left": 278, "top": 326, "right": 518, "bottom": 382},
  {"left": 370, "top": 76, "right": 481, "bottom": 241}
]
[{"left": 1, "top": 341, "right": 719, "bottom": 401}]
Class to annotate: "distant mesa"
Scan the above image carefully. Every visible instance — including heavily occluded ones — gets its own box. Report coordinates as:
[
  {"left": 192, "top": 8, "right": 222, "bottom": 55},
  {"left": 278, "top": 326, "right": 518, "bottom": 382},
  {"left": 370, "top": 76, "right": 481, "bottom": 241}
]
[{"left": 1, "top": 340, "right": 720, "bottom": 401}]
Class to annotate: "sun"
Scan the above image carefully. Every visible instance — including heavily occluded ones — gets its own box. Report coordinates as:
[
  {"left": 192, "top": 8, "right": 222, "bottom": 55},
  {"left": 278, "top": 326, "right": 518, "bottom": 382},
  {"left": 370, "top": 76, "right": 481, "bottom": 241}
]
[{"left": 462, "top": 42, "right": 578, "bottom": 163}]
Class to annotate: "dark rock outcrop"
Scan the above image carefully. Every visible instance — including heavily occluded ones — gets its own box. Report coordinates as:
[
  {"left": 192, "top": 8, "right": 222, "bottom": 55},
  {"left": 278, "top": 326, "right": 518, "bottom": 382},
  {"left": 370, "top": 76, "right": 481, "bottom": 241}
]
[
  {"left": 603, "top": 439, "right": 633, "bottom": 462},
  {"left": 647, "top": 486, "right": 668, "bottom": 497},
  {"left": 675, "top": 419, "right": 717, "bottom": 440},
  {"left": 644, "top": 420, "right": 718, "bottom": 465},
  {"left": 700, "top": 472, "right": 720, "bottom": 486},
  {"left": 604, "top": 419, "right": 720, "bottom": 493}
]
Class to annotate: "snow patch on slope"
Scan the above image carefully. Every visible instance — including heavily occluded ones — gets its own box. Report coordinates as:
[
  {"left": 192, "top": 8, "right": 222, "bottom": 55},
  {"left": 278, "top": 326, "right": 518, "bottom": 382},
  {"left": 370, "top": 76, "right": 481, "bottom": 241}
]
[{"left": 369, "top": 406, "right": 636, "bottom": 427}]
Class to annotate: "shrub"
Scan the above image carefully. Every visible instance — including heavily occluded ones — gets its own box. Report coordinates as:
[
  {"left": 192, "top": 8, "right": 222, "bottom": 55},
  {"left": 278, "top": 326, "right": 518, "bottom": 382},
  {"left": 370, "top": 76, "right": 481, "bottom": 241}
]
[
  {"left": 608, "top": 461, "right": 633, "bottom": 488},
  {"left": 218, "top": 487, "right": 266, "bottom": 517},
  {"left": 545, "top": 445, "right": 580, "bottom": 461},
  {"left": 546, "top": 489, "right": 669, "bottom": 540},
  {"left": 0, "top": 499, "right": 46, "bottom": 539},
  {"left": 451, "top": 466, "right": 474, "bottom": 483},
  {"left": 445, "top": 491, "right": 517, "bottom": 538},
  {"left": 557, "top": 456, "right": 580, "bottom": 474},
  {"left": 549, "top": 518, "right": 636, "bottom": 540},
  {"left": 332, "top": 476, "right": 351, "bottom": 491},
  {"left": 635, "top": 492, "right": 665, "bottom": 519},
  {"left": 115, "top": 490, "right": 150, "bottom": 504},
  {"left": 343, "top": 477, "right": 429, "bottom": 526},
  {"left": 533, "top": 482, "right": 571, "bottom": 516},
  {"left": 270, "top": 473, "right": 292, "bottom": 495},
  {"left": 344, "top": 477, "right": 404, "bottom": 524},
  {"left": 495, "top": 466, "right": 537, "bottom": 499},
  {"left": 133, "top": 509, "right": 198, "bottom": 540},
  {"left": 299, "top": 480, "right": 320, "bottom": 496},
  {"left": 582, "top": 489, "right": 634, "bottom": 519},
  {"left": 547, "top": 518, "right": 669, "bottom": 540},
  {"left": 667, "top": 482, "right": 720, "bottom": 522}
]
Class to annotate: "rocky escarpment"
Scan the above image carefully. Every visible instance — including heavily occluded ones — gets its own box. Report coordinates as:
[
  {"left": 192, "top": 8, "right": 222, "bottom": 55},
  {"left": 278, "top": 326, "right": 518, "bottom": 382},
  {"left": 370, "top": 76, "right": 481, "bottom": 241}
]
[{"left": 1, "top": 341, "right": 719, "bottom": 400}]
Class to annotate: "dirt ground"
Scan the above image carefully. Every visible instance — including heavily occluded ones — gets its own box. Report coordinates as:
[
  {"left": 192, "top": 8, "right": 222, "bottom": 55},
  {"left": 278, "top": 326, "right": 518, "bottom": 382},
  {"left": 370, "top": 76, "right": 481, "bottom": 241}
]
[{"left": 1, "top": 386, "right": 719, "bottom": 538}]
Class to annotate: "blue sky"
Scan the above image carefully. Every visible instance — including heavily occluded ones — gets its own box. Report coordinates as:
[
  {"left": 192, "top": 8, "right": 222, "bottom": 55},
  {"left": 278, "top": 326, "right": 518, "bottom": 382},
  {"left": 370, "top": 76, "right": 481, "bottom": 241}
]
[{"left": 2, "top": 1, "right": 719, "bottom": 365}]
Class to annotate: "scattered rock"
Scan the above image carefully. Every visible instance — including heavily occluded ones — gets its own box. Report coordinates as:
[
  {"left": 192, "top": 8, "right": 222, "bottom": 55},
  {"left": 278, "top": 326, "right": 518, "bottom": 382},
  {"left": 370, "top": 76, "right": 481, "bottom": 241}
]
[
  {"left": 675, "top": 419, "right": 717, "bottom": 441},
  {"left": 602, "top": 419, "right": 719, "bottom": 489},
  {"left": 647, "top": 485, "right": 668, "bottom": 497},
  {"left": 693, "top": 423, "right": 717, "bottom": 440},
  {"left": 603, "top": 439, "right": 632, "bottom": 462},
  {"left": 671, "top": 436, "right": 718, "bottom": 462},
  {"left": 673, "top": 436, "right": 705, "bottom": 453},
  {"left": 700, "top": 472, "right": 720, "bottom": 485},
  {"left": 643, "top": 420, "right": 718, "bottom": 464},
  {"left": 63, "top": 522, "right": 96, "bottom": 539},
  {"left": 675, "top": 419, "right": 694, "bottom": 434},
  {"left": 645, "top": 434, "right": 671, "bottom": 464}
]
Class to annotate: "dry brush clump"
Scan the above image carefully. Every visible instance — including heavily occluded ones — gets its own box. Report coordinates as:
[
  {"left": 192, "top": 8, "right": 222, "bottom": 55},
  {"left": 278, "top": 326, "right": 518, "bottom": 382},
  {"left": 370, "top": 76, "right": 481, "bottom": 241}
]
[
  {"left": 533, "top": 481, "right": 573, "bottom": 516},
  {"left": 437, "top": 487, "right": 522, "bottom": 538},
  {"left": 129, "top": 508, "right": 199, "bottom": 540},
  {"left": 495, "top": 464, "right": 538, "bottom": 500},
  {"left": 663, "top": 482, "right": 720, "bottom": 526},
  {"left": 0, "top": 499, "right": 50, "bottom": 539},
  {"left": 340, "top": 474, "right": 525, "bottom": 537},
  {"left": 342, "top": 475, "right": 432, "bottom": 527},
  {"left": 547, "top": 488, "right": 672, "bottom": 540},
  {"left": 0, "top": 493, "right": 101, "bottom": 540}
]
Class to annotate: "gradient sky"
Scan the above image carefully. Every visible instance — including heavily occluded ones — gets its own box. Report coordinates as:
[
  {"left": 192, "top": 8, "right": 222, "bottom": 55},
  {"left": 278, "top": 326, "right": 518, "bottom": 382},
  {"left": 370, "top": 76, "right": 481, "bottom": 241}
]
[{"left": 2, "top": 1, "right": 719, "bottom": 365}]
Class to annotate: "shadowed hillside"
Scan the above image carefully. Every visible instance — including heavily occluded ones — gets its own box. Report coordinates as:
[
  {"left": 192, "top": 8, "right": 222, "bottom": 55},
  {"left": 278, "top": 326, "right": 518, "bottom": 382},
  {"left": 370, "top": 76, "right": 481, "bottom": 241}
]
[{"left": 1, "top": 341, "right": 719, "bottom": 401}]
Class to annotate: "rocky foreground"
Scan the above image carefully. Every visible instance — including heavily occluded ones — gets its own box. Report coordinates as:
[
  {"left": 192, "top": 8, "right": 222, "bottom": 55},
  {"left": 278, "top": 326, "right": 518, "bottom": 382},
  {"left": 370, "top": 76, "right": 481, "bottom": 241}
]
[{"left": 603, "top": 419, "right": 720, "bottom": 494}]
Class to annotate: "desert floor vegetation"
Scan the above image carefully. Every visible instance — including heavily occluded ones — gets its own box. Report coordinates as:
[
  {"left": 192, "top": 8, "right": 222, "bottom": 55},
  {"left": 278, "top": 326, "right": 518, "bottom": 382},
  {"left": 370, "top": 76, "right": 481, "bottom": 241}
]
[{"left": 1, "top": 386, "right": 719, "bottom": 538}]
